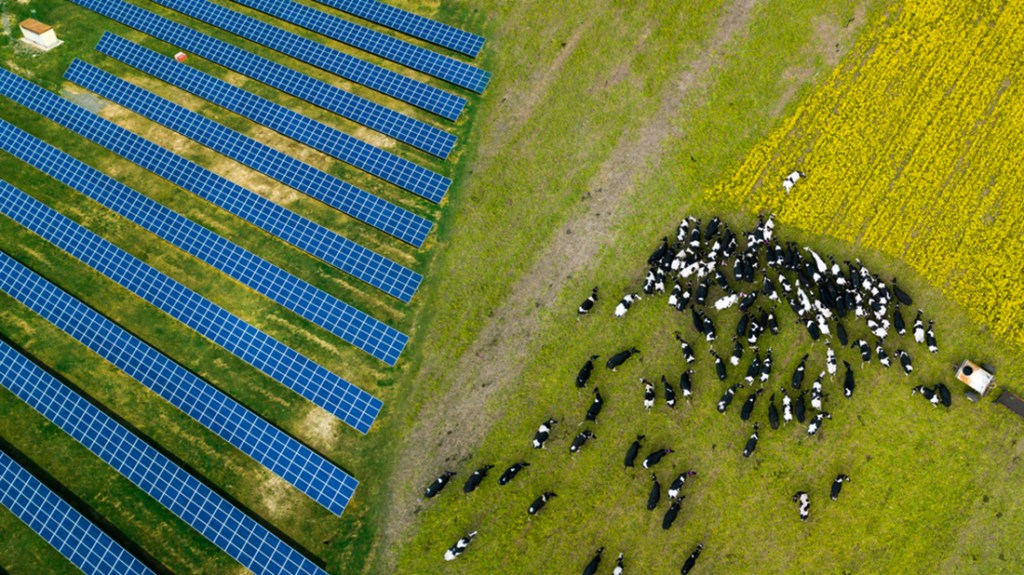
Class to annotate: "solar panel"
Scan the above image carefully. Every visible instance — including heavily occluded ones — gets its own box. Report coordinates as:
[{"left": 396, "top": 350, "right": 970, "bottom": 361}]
[
  {"left": 95, "top": 33, "right": 451, "bottom": 204},
  {"left": 0, "top": 451, "right": 155, "bottom": 575},
  {"left": 0, "top": 183, "right": 382, "bottom": 434},
  {"left": 310, "top": 0, "right": 485, "bottom": 58},
  {"left": 1, "top": 180, "right": 358, "bottom": 515},
  {"left": 0, "top": 117, "right": 407, "bottom": 365},
  {"left": 0, "top": 334, "right": 328, "bottom": 575},
  {"left": 0, "top": 66, "right": 425, "bottom": 303},
  {"left": 70, "top": 0, "right": 456, "bottom": 159},
  {"left": 66, "top": 60, "right": 439, "bottom": 240},
  {"left": 152, "top": 0, "right": 466, "bottom": 120},
  {"left": 228, "top": 0, "right": 490, "bottom": 93}
]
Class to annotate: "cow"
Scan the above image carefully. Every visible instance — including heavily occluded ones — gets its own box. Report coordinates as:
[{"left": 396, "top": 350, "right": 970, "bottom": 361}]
[
  {"left": 911, "top": 385, "right": 939, "bottom": 406},
  {"left": 826, "top": 344, "right": 837, "bottom": 378},
  {"left": 794, "top": 390, "right": 807, "bottom": 423},
  {"left": 586, "top": 388, "right": 604, "bottom": 423},
  {"left": 711, "top": 350, "right": 727, "bottom": 381},
  {"left": 533, "top": 418, "right": 557, "bottom": 448},
  {"left": 642, "top": 378, "right": 656, "bottom": 410},
  {"left": 913, "top": 310, "right": 925, "bottom": 343},
  {"left": 893, "top": 302, "right": 907, "bottom": 335},
  {"left": 624, "top": 434, "right": 646, "bottom": 468},
  {"left": 780, "top": 388, "right": 793, "bottom": 423},
  {"left": 843, "top": 361, "right": 855, "bottom": 399},
  {"left": 831, "top": 474, "right": 850, "bottom": 501},
  {"left": 760, "top": 347, "right": 773, "bottom": 382},
  {"left": 935, "top": 382, "right": 952, "bottom": 408},
  {"left": 897, "top": 349, "right": 913, "bottom": 375},
  {"left": 528, "top": 492, "right": 557, "bottom": 515},
  {"left": 578, "top": 287, "right": 598, "bottom": 316},
  {"left": 676, "top": 333, "right": 696, "bottom": 364},
  {"left": 740, "top": 389, "right": 763, "bottom": 421},
  {"left": 424, "top": 471, "right": 456, "bottom": 498},
  {"left": 768, "top": 394, "right": 781, "bottom": 429},
  {"left": 663, "top": 375, "right": 677, "bottom": 408},
  {"left": 876, "top": 341, "right": 891, "bottom": 368},
  {"left": 717, "top": 384, "right": 741, "bottom": 414},
  {"left": 791, "top": 354, "right": 808, "bottom": 389},
  {"left": 811, "top": 372, "right": 825, "bottom": 411},
  {"left": 835, "top": 320, "right": 849, "bottom": 346},
  {"left": 663, "top": 497, "right": 684, "bottom": 529},
  {"left": 576, "top": 355, "right": 599, "bottom": 388},
  {"left": 743, "top": 423, "right": 760, "bottom": 458},
  {"left": 607, "top": 348, "right": 640, "bottom": 371},
  {"left": 680, "top": 543, "right": 704, "bottom": 574},
  {"left": 613, "top": 552, "right": 624, "bottom": 575},
  {"left": 853, "top": 339, "right": 871, "bottom": 365},
  {"left": 498, "top": 463, "right": 530, "bottom": 486},
  {"left": 570, "top": 430, "right": 596, "bottom": 453},
  {"left": 679, "top": 369, "right": 694, "bottom": 400},
  {"left": 807, "top": 412, "right": 832, "bottom": 436},
  {"left": 444, "top": 531, "right": 477, "bottom": 561},
  {"left": 926, "top": 320, "right": 938, "bottom": 353},
  {"left": 582, "top": 547, "right": 604, "bottom": 575},
  {"left": 649, "top": 237, "right": 670, "bottom": 265},
  {"left": 463, "top": 465, "right": 494, "bottom": 493},
  {"left": 643, "top": 448, "right": 673, "bottom": 469},
  {"left": 793, "top": 491, "right": 810, "bottom": 520},
  {"left": 615, "top": 293, "right": 641, "bottom": 318},
  {"left": 668, "top": 470, "right": 698, "bottom": 499},
  {"left": 730, "top": 337, "right": 744, "bottom": 366},
  {"left": 745, "top": 351, "right": 761, "bottom": 385},
  {"left": 647, "top": 473, "right": 661, "bottom": 510}
]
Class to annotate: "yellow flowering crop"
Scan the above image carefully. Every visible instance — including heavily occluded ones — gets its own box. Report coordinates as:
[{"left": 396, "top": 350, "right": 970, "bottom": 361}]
[{"left": 712, "top": 0, "right": 1024, "bottom": 345}]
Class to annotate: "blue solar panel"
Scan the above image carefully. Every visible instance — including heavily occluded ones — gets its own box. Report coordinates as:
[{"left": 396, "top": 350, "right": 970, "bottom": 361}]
[
  {"left": 0, "top": 335, "right": 327, "bottom": 575},
  {"left": 0, "top": 183, "right": 382, "bottom": 434},
  {"left": 66, "top": 61, "right": 437, "bottom": 238},
  {"left": 0, "top": 451, "right": 155, "bottom": 575},
  {"left": 153, "top": 0, "right": 466, "bottom": 120},
  {"left": 311, "top": 0, "right": 485, "bottom": 58},
  {"left": 228, "top": 0, "right": 490, "bottom": 93},
  {"left": 96, "top": 34, "right": 451, "bottom": 204},
  {"left": 1, "top": 178, "right": 358, "bottom": 515},
  {"left": 70, "top": 0, "right": 456, "bottom": 159},
  {"left": 0, "top": 66, "right": 424, "bottom": 303},
  {"left": 0, "top": 117, "right": 408, "bottom": 365}
]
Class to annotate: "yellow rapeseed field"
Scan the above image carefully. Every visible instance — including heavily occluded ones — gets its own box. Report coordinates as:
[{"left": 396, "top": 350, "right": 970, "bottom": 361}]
[{"left": 713, "top": 0, "right": 1024, "bottom": 344}]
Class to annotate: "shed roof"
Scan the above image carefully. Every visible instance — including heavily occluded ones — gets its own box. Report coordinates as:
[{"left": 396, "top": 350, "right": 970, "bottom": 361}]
[{"left": 20, "top": 19, "right": 53, "bottom": 35}]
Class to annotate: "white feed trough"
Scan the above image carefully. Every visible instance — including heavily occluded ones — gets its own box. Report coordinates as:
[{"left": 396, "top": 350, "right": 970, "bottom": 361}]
[{"left": 956, "top": 360, "right": 994, "bottom": 400}]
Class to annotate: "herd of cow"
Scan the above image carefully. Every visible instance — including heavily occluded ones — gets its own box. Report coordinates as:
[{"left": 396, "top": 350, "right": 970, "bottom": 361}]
[{"left": 424, "top": 213, "right": 945, "bottom": 572}]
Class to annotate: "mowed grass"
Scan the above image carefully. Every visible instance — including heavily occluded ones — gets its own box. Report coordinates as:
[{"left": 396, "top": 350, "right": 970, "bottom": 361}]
[{"left": 390, "top": 1, "right": 1024, "bottom": 575}]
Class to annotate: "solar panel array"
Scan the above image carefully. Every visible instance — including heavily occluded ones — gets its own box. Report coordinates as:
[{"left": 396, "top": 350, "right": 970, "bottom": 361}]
[
  {"left": 95, "top": 34, "right": 451, "bottom": 203},
  {"left": 310, "top": 0, "right": 485, "bottom": 58},
  {"left": 66, "top": 60, "right": 437, "bottom": 240},
  {"left": 0, "top": 450, "right": 155, "bottom": 575},
  {"left": 70, "top": 0, "right": 457, "bottom": 158},
  {"left": 0, "top": 66, "right": 425, "bottom": 302},
  {"left": 0, "top": 179, "right": 357, "bottom": 514},
  {"left": 152, "top": 0, "right": 465, "bottom": 120},
  {"left": 0, "top": 117, "right": 408, "bottom": 365},
  {"left": 0, "top": 331, "right": 328, "bottom": 575},
  {"left": 0, "top": 182, "right": 382, "bottom": 434},
  {"left": 229, "top": 0, "right": 489, "bottom": 93}
]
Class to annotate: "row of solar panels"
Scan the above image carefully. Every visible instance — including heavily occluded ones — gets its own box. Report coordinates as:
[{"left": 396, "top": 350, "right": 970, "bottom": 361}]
[{"left": 1, "top": 0, "right": 487, "bottom": 571}]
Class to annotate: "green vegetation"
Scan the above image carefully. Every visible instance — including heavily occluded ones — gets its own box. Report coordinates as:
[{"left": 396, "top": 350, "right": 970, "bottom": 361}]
[{"left": 1, "top": 0, "right": 1022, "bottom": 574}]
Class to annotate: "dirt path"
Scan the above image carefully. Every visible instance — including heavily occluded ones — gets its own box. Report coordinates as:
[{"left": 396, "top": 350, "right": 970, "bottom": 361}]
[{"left": 374, "top": 0, "right": 760, "bottom": 570}]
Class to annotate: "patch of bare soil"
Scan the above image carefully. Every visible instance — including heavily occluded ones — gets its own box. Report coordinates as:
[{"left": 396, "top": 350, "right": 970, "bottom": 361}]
[{"left": 373, "top": 0, "right": 761, "bottom": 570}]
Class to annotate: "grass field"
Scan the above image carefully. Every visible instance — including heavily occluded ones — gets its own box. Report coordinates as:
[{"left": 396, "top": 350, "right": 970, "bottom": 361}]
[{"left": 1, "top": 0, "right": 1023, "bottom": 574}]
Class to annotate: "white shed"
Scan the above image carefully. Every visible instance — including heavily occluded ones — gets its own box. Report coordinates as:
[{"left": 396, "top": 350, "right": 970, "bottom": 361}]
[{"left": 19, "top": 19, "right": 63, "bottom": 51}]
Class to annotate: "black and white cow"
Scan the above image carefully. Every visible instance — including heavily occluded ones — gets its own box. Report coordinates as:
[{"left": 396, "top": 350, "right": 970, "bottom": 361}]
[
  {"left": 794, "top": 390, "right": 807, "bottom": 423},
  {"left": 926, "top": 320, "right": 938, "bottom": 353},
  {"left": 498, "top": 463, "right": 530, "bottom": 486},
  {"left": 730, "top": 337, "right": 744, "bottom": 366},
  {"left": 662, "top": 497, "right": 684, "bottom": 530},
  {"left": 578, "top": 287, "right": 598, "bottom": 316},
  {"left": 533, "top": 418, "right": 557, "bottom": 449},
  {"left": 897, "top": 349, "right": 913, "bottom": 375},
  {"left": 582, "top": 547, "right": 604, "bottom": 575},
  {"left": 463, "top": 465, "right": 494, "bottom": 493},
  {"left": 680, "top": 543, "right": 704, "bottom": 574},
  {"left": 576, "top": 355, "right": 599, "bottom": 388},
  {"left": 831, "top": 474, "right": 850, "bottom": 501},
  {"left": 853, "top": 339, "right": 871, "bottom": 365},
  {"left": 742, "top": 423, "right": 760, "bottom": 458},
  {"left": 679, "top": 370, "right": 694, "bottom": 401},
  {"left": 913, "top": 310, "right": 925, "bottom": 343},
  {"left": 935, "top": 382, "right": 952, "bottom": 408},
  {"left": 893, "top": 302, "right": 907, "bottom": 335},
  {"left": 791, "top": 354, "right": 808, "bottom": 389},
  {"left": 717, "top": 384, "right": 741, "bottom": 414},
  {"left": 760, "top": 347, "right": 773, "bottom": 383},
  {"left": 444, "top": 530, "right": 477, "bottom": 561},
  {"left": 647, "top": 473, "right": 661, "bottom": 511},
  {"left": 424, "top": 470, "right": 456, "bottom": 498},
  {"left": 711, "top": 350, "right": 728, "bottom": 381},
  {"left": 768, "top": 394, "right": 781, "bottom": 430},
  {"left": 676, "top": 333, "right": 696, "bottom": 364},
  {"left": 642, "top": 378, "right": 656, "bottom": 410},
  {"left": 606, "top": 348, "right": 640, "bottom": 371},
  {"left": 586, "top": 388, "right": 604, "bottom": 423},
  {"left": 792, "top": 491, "right": 810, "bottom": 520},
  {"left": 528, "top": 492, "right": 557, "bottom": 515},
  {"left": 826, "top": 344, "right": 837, "bottom": 378},
  {"left": 745, "top": 351, "right": 761, "bottom": 385},
  {"left": 835, "top": 320, "right": 849, "bottom": 347},
  {"left": 876, "top": 340, "right": 890, "bottom": 368},
  {"left": 570, "top": 430, "right": 596, "bottom": 453},
  {"left": 663, "top": 375, "right": 677, "bottom": 408},
  {"left": 615, "top": 293, "right": 641, "bottom": 318},
  {"left": 811, "top": 372, "right": 824, "bottom": 411},
  {"left": 643, "top": 448, "right": 674, "bottom": 469},
  {"left": 807, "top": 412, "right": 832, "bottom": 436},
  {"left": 843, "top": 361, "right": 855, "bottom": 399},
  {"left": 624, "top": 434, "right": 646, "bottom": 468},
  {"left": 613, "top": 552, "right": 624, "bottom": 575},
  {"left": 780, "top": 388, "right": 793, "bottom": 423},
  {"left": 740, "top": 389, "right": 763, "bottom": 421},
  {"left": 911, "top": 385, "right": 939, "bottom": 406},
  {"left": 668, "top": 470, "right": 698, "bottom": 499}
]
